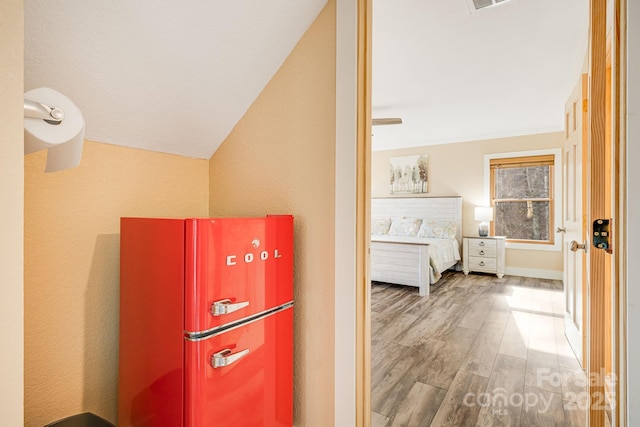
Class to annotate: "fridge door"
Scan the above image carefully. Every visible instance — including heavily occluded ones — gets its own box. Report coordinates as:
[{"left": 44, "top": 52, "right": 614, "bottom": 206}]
[
  {"left": 184, "top": 215, "right": 293, "bottom": 335},
  {"left": 184, "top": 306, "right": 293, "bottom": 427},
  {"left": 119, "top": 218, "right": 185, "bottom": 427}
]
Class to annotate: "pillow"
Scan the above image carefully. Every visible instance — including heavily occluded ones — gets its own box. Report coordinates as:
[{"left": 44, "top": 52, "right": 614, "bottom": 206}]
[
  {"left": 417, "top": 220, "right": 458, "bottom": 239},
  {"left": 371, "top": 217, "right": 392, "bottom": 235},
  {"left": 388, "top": 218, "right": 423, "bottom": 237}
]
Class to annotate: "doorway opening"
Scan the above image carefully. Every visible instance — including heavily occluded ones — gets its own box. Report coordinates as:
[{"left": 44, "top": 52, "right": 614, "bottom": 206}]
[{"left": 360, "top": 0, "right": 616, "bottom": 424}]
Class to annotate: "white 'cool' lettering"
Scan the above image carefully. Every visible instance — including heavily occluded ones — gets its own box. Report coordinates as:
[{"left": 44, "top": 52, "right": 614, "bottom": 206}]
[{"left": 226, "top": 249, "right": 283, "bottom": 266}]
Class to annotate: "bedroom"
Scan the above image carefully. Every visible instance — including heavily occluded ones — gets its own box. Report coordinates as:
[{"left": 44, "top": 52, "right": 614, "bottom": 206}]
[
  {"left": 367, "top": 0, "right": 599, "bottom": 425},
  {"left": 368, "top": 134, "right": 572, "bottom": 426},
  {"left": 370, "top": 132, "right": 563, "bottom": 281}
]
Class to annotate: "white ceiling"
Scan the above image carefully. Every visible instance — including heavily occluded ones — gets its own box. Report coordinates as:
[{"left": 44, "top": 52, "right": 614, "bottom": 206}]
[
  {"left": 371, "top": 0, "right": 589, "bottom": 151},
  {"left": 25, "top": 1, "right": 328, "bottom": 159},
  {"left": 25, "top": 0, "right": 588, "bottom": 159}
]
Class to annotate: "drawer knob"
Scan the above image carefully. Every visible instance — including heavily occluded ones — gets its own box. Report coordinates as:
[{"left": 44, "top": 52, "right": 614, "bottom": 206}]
[
  {"left": 479, "top": 261, "right": 485, "bottom": 266},
  {"left": 479, "top": 250, "right": 485, "bottom": 256},
  {"left": 479, "top": 241, "right": 485, "bottom": 246}
]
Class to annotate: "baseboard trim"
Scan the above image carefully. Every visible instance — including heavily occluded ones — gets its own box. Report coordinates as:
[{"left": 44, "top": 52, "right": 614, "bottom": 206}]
[{"left": 505, "top": 267, "right": 563, "bottom": 281}]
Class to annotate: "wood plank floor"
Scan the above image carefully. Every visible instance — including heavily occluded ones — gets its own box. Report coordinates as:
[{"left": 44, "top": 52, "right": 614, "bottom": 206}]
[{"left": 371, "top": 271, "right": 589, "bottom": 427}]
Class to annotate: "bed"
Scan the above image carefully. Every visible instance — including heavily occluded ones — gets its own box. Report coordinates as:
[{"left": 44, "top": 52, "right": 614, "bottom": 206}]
[{"left": 370, "top": 196, "right": 462, "bottom": 296}]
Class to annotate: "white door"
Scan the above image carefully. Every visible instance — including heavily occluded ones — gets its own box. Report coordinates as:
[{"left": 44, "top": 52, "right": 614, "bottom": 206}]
[{"left": 562, "top": 73, "right": 587, "bottom": 367}]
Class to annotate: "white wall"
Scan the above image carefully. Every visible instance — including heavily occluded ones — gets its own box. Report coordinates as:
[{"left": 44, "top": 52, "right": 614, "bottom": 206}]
[{"left": 626, "top": 0, "right": 640, "bottom": 423}]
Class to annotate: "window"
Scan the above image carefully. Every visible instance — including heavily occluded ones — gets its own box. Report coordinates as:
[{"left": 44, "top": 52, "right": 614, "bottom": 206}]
[{"left": 489, "top": 154, "right": 555, "bottom": 245}]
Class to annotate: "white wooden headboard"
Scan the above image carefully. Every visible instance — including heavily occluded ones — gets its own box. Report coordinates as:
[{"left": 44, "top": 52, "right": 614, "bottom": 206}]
[{"left": 371, "top": 196, "right": 463, "bottom": 245}]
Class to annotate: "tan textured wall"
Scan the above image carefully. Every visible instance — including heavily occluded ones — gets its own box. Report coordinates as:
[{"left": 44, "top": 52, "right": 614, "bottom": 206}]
[
  {"left": 372, "top": 132, "right": 564, "bottom": 274},
  {"left": 209, "top": 1, "right": 336, "bottom": 425},
  {"left": 24, "top": 141, "right": 209, "bottom": 426},
  {"left": 0, "top": 1, "right": 25, "bottom": 425}
]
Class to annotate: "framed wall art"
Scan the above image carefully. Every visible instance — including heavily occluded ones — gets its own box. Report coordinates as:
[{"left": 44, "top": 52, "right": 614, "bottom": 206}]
[{"left": 389, "top": 154, "right": 428, "bottom": 194}]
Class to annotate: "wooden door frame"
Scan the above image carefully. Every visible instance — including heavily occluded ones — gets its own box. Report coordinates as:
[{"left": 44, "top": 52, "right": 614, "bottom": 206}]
[
  {"left": 351, "top": 0, "right": 629, "bottom": 425},
  {"left": 355, "top": 0, "right": 372, "bottom": 426},
  {"left": 587, "top": 0, "right": 626, "bottom": 425},
  {"left": 587, "top": 1, "right": 608, "bottom": 426}
]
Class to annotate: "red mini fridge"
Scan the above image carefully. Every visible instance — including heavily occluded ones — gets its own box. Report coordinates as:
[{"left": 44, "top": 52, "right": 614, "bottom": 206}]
[{"left": 118, "top": 215, "right": 294, "bottom": 427}]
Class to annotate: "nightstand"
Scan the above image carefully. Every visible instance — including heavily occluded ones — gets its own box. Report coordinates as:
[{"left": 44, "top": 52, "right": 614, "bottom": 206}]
[{"left": 462, "top": 236, "right": 506, "bottom": 278}]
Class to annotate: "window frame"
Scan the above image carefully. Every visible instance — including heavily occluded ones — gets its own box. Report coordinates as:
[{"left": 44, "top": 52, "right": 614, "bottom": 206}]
[{"left": 484, "top": 149, "right": 562, "bottom": 252}]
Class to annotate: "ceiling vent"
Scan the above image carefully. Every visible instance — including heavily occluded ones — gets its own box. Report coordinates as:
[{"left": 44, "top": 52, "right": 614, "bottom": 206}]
[{"left": 466, "top": 0, "right": 513, "bottom": 13}]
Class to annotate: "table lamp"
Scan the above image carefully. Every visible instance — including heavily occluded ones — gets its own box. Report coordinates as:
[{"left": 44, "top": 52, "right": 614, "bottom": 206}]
[{"left": 474, "top": 206, "right": 494, "bottom": 237}]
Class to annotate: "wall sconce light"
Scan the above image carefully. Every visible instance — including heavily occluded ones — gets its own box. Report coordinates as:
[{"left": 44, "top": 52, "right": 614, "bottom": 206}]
[
  {"left": 474, "top": 206, "right": 494, "bottom": 237},
  {"left": 24, "top": 87, "right": 85, "bottom": 172}
]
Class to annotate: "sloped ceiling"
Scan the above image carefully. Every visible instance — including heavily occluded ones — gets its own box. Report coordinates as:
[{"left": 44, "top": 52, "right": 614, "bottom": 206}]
[
  {"left": 372, "top": 0, "right": 589, "bottom": 151},
  {"left": 25, "top": 0, "right": 588, "bottom": 159},
  {"left": 25, "top": 1, "right": 328, "bottom": 159}
]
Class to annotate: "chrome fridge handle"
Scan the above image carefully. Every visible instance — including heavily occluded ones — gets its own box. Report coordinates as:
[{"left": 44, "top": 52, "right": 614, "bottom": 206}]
[
  {"left": 211, "top": 299, "right": 249, "bottom": 316},
  {"left": 211, "top": 348, "right": 249, "bottom": 368}
]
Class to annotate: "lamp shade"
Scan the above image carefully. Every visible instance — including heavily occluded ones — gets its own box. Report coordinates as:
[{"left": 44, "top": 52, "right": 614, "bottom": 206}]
[
  {"left": 474, "top": 206, "right": 494, "bottom": 221},
  {"left": 474, "top": 206, "right": 493, "bottom": 237}
]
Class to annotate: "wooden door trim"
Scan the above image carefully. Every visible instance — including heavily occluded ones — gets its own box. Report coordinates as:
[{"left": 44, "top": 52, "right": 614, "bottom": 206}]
[
  {"left": 589, "top": 0, "right": 627, "bottom": 425},
  {"left": 355, "top": 0, "right": 372, "bottom": 425},
  {"left": 352, "top": 0, "right": 628, "bottom": 425},
  {"left": 588, "top": 0, "right": 609, "bottom": 425}
]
